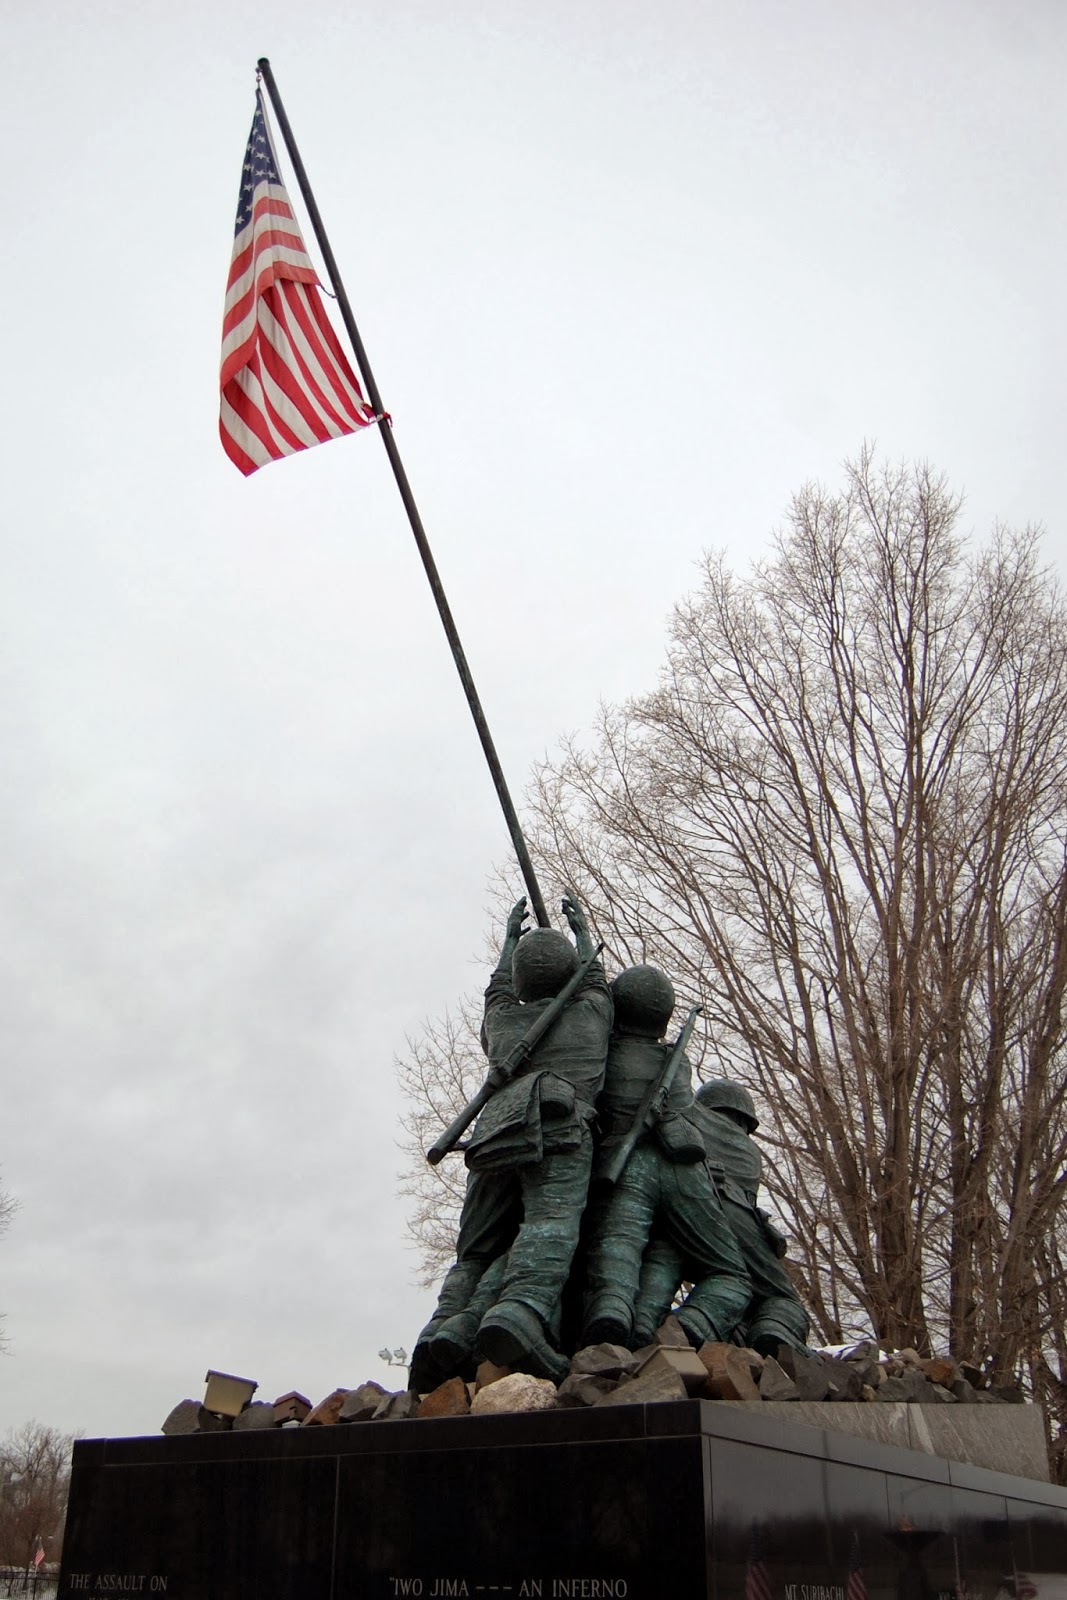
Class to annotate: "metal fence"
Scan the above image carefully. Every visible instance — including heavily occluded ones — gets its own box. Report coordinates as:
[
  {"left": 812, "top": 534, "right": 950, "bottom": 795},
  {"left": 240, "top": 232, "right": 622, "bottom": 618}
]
[{"left": 0, "top": 1567, "right": 58, "bottom": 1599}]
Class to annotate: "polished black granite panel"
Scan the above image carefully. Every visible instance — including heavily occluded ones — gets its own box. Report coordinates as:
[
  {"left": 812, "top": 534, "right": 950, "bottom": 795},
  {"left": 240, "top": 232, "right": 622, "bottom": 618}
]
[{"left": 60, "top": 1401, "right": 1067, "bottom": 1600}]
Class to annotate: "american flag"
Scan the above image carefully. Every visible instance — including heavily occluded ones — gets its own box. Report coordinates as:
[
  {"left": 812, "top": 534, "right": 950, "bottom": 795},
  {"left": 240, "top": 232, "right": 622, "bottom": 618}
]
[
  {"left": 220, "top": 92, "right": 376, "bottom": 475},
  {"left": 745, "top": 1525, "right": 773, "bottom": 1600},
  {"left": 847, "top": 1535, "right": 868, "bottom": 1600},
  {"left": 33, "top": 1543, "right": 45, "bottom": 1570}
]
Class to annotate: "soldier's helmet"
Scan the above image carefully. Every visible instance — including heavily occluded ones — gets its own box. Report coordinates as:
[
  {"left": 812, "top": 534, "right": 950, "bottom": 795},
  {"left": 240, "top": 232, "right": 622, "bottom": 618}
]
[
  {"left": 512, "top": 929, "right": 580, "bottom": 1001},
  {"left": 695, "top": 1079, "right": 759, "bottom": 1132},
  {"left": 611, "top": 965, "right": 676, "bottom": 1039}
]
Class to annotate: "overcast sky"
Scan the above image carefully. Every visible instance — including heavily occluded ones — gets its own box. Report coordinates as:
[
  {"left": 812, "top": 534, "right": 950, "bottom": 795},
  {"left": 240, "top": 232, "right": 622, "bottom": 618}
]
[{"left": 1, "top": 0, "right": 1064, "bottom": 1442}]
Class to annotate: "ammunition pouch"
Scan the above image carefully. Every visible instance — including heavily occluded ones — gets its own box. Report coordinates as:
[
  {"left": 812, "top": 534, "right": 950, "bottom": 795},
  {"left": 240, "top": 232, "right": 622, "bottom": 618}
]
[
  {"left": 539, "top": 1074, "right": 576, "bottom": 1120},
  {"left": 654, "top": 1111, "right": 706, "bottom": 1164},
  {"left": 758, "top": 1207, "right": 789, "bottom": 1259}
]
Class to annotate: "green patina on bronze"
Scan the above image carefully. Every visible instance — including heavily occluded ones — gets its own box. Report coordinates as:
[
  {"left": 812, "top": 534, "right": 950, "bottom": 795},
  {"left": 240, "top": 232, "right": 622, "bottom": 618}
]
[
  {"left": 633, "top": 1081, "right": 810, "bottom": 1354},
  {"left": 410, "top": 896, "right": 613, "bottom": 1390},
  {"left": 412, "top": 933, "right": 811, "bottom": 1390}
]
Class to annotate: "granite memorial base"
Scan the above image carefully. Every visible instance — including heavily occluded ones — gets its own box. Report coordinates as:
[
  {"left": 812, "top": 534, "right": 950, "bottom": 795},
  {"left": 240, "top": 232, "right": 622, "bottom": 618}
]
[{"left": 60, "top": 1400, "right": 1067, "bottom": 1600}]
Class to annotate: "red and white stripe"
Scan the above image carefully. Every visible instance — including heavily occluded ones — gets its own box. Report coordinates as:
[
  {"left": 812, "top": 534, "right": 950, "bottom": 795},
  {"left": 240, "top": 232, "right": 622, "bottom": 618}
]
[{"left": 220, "top": 173, "right": 374, "bottom": 475}]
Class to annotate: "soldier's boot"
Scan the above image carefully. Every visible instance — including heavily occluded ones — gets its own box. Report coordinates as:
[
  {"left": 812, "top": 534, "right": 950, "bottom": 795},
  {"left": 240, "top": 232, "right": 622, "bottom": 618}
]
[
  {"left": 674, "top": 1267, "right": 752, "bottom": 1350},
  {"left": 408, "top": 1249, "right": 508, "bottom": 1392},
  {"left": 475, "top": 1301, "right": 570, "bottom": 1385},
  {"left": 631, "top": 1308, "right": 663, "bottom": 1349},
  {"left": 422, "top": 1309, "right": 482, "bottom": 1377},
  {"left": 578, "top": 1293, "right": 635, "bottom": 1352},
  {"left": 673, "top": 1304, "right": 725, "bottom": 1349},
  {"left": 747, "top": 1297, "right": 810, "bottom": 1358},
  {"left": 674, "top": 1287, "right": 751, "bottom": 1349},
  {"left": 408, "top": 1337, "right": 446, "bottom": 1395}
]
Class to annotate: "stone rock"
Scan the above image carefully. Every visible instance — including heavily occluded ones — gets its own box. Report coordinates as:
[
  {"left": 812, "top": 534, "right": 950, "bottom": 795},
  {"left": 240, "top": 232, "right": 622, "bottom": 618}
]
[
  {"left": 698, "top": 1343, "right": 761, "bottom": 1403},
  {"left": 896, "top": 1348, "right": 924, "bottom": 1369},
  {"left": 475, "top": 1361, "right": 511, "bottom": 1392},
  {"left": 636, "top": 1346, "right": 709, "bottom": 1396},
  {"left": 196, "top": 1407, "right": 233, "bottom": 1432},
  {"left": 470, "top": 1373, "right": 559, "bottom": 1415},
  {"left": 569, "top": 1343, "right": 641, "bottom": 1380},
  {"left": 161, "top": 1400, "right": 201, "bottom": 1436},
  {"left": 273, "top": 1391, "right": 312, "bottom": 1424},
  {"left": 737, "top": 1347, "right": 765, "bottom": 1376},
  {"left": 339, "top": 1382, "right": 389, "bottom": 1423},
  {"left": 598, "top": 1363, "right": 688, "bottom": 1406},
  {"left": 556, "top": 1373, "right": 617, "bottom": 1408},
  {"left": 303, "top": 1388, "right": 350, "bottom": 1426},
  {"left": 988, "top": 1384, "right": 1026, "bottom": 1404},
  {"left": 198, "top": 1414, "right": 235, "bottom": 1440},
  {"left": 878, "top": 1370, "right": 932, "bottom": 1404},
  {"left": 951, "top": 1378, "right": 978, "bottom": 1403},
  {"left": 774, "top": 1347, "right": 830, "bottom": 1402},
  {"left": 825, "top": 1365, "right": 864, "bottom": 1402},
  {"left": 928, "top": 1384, "right": 957, "bottom": 1404},
  {"left": 372, "top": 1391, "right": 419, "bottom": 1421},
  {"left": 233, "top": 1402, "right": 278, "bottom": 1431},
  {"left": 860, "top": 1384, "right": 879, "bottom": 1402},
  {"left": 652, "top": 1317, "right": 692, "bottom": 1349},
  {"left": 959, "top": 1361, "right": 986, "bottom": 1389},
  {"left": 417, "top": 1378, "right": 471, "bottom": 1419},
  {"left": 920, "top": 1356, "right": 959, "bottom": 1388},
  {"left": 758, "top": 1357, "right": 800, "bottom": 1401},
  {"left": 844, "top": 1356, "right": 883, "bottom": 1388}
]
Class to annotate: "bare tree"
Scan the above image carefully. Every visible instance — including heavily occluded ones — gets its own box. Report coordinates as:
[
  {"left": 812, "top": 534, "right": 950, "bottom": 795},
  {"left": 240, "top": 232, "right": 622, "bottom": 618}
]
[
  {"left": 398, "top": 452, "right": 1067, "bottom": 1465},
  {"left": 396, "top": 1001, "right": 484, "bottom": 1286},
  {"left": 527, "top": 453, "right": 1067, "bottom": 1360},
  {"left": 0, "top": 1423, "right": 74, "bottom": 1571},
  {"left": 0, "top": 1173, "right": 16, "bottom": 1353}
]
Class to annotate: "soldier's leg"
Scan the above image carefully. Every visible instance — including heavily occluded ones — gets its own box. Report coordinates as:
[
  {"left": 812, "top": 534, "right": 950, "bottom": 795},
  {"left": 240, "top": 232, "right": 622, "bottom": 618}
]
[
  {"left": 659, "top": 1164, "right": 752, "bottom": 1348},
  {"left": 409, "top": 1168, "right": 519, "bottom": 1390},
  {"left": 476, "top": 1132, "right": 598, "bottom": 1380},
  {"left": 420, "top": 1253, "right": 509, "bottom": 1382},
  {"left": 632, "top": 1235, "right": 686, "bottom": 1348},
  {"left": 578, "top": 1143, "right": 662, "bottom": 1349},
  {"left": 725, "top": 1201, "right": 810, "bottom": 1354}
]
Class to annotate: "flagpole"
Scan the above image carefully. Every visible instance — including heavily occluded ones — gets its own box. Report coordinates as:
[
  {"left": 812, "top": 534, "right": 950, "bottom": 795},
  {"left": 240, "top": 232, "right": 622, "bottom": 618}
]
[{"left": 255, "top": 57, "right": 551, "bottom": 930}]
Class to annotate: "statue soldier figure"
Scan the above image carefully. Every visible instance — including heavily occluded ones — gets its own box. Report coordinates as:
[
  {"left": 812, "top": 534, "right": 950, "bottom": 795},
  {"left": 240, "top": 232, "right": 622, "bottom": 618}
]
[
  {"left": 410, "top": 895, "right": 612, "bottom": 1390},
  {"left": 578, "top": 966, "right": 751, "bottom": 1351},
  {"left": 632, "top": 1077, "right": 810, "bottom": 1354}
]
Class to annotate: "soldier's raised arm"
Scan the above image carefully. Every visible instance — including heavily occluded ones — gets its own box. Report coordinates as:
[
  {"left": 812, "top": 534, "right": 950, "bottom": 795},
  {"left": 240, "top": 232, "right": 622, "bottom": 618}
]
[
  {"left": 492, "top": 897, "right": 529, "bottom": 975},
  {"left": 561, "top": 894, "right": 595, "bottom": 961}
]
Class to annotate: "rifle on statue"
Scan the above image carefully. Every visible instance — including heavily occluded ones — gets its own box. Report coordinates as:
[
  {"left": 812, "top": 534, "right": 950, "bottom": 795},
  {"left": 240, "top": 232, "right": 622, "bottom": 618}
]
[
  {"left": 425, "top": 943, "right": 604, "bottom": 1167},
  {"left": 597, "top": 1004, "right": 703, "bottom": 1187}
]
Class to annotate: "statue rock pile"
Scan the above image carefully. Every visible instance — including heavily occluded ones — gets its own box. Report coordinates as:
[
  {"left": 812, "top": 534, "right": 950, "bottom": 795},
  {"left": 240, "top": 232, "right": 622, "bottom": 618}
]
[{"left": 160, "top": 1332, "right": 1027, "bottom": 1433}]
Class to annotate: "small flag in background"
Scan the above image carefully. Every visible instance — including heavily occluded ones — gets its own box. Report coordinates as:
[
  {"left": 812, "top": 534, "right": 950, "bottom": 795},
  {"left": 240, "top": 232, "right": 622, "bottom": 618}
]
[
  {"left": 33, "top": 1542, "right": 45, "bottom": 1569},
  {"left": 745, "top": 1525, "right": 773, "bottom": 1600},
  {"left": 220, "top": 92, "right": 376, "bottom": 475},
  {"left": 847, "top": 1535, "right": 869, "bottom": 1600}
]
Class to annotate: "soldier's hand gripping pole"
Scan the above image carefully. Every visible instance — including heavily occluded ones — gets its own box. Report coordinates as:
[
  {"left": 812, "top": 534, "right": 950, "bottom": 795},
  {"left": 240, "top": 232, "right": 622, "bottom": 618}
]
[
  {"left": 425, "top": 943, "right": 605, "bottom": 1166},
  {"left": 598, "top": 1004, "right": 703, "bottom": 1187}
]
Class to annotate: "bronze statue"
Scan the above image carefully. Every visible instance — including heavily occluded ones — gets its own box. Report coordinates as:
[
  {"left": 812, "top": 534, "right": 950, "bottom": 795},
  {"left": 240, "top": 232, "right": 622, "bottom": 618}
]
[
  {"left": 632, "top": 1078, "right": 810, "bottom": 1354},
  {"left": 578, "top": 966, "right": 751, "bottom": 1351},
  {"left": 409, "top": 896, "right": 613, "bottom": 1390}
]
